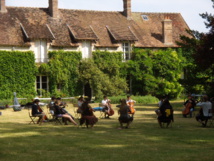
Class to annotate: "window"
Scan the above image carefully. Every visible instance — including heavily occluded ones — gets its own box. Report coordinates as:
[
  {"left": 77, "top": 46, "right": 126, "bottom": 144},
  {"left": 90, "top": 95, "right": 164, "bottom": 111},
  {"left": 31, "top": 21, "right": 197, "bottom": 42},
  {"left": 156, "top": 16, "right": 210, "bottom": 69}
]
[
  {"left": 122, "top": 42, "right": 131, "bottom": 61},
  {"left": 82, "top": 41, "right": 92, "bottom": 59},
  {"left": 141, "top": 15, "right": 149, "bottom": 21},
  {"left": 34, "top": 40, "right": 48, "bottom": 63},
  {"left": 36, "top": 76, "right": 48, "bottom": 96}
]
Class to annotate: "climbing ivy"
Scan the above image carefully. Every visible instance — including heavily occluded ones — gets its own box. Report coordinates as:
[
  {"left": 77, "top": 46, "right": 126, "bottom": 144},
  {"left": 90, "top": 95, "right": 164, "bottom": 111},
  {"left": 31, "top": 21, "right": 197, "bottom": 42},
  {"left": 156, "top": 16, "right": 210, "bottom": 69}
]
[
  {"left": 39, "top": 50, "right": 82, "bottom": 97},
  {"left": 0, "top": 50, "right": 37, "bottom": 99}
]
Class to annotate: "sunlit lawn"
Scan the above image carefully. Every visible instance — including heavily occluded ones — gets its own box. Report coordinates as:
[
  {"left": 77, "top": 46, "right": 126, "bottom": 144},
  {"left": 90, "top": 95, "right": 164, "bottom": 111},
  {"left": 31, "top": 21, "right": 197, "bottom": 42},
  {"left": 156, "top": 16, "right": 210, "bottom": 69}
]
[{"left": 0, "top": 101, "right": 214, "bottom": 161}]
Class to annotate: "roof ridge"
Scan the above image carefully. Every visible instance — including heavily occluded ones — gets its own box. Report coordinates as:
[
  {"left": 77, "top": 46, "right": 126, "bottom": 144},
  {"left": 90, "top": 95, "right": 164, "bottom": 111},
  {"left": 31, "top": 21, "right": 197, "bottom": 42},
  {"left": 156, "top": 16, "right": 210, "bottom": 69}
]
[
  {"left": 60, "top": 8, "right": 121, "bottom": 13},
  {"left": 132, "top": 11, "right": 180, "bottom": 14},
  {"left": 6, "top": 6, "right": 122, "bottom": 13},
  {"left": 6, "top": 6, "right": 47, "bottom": 9}
]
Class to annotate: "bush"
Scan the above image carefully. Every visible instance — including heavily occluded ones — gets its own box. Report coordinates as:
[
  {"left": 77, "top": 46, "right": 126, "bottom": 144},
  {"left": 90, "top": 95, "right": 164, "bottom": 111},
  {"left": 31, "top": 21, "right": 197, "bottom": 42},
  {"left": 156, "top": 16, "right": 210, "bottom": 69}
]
[{"left": 96, "top": 95, "right": 159, "bottom": 104}]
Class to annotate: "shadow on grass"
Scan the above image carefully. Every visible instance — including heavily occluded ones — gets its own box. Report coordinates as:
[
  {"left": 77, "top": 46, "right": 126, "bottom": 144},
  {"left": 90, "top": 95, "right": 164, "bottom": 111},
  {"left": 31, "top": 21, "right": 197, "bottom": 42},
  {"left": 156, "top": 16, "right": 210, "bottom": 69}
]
[{"left": 0, "top": 101, "right": 214, "bottom": 161}]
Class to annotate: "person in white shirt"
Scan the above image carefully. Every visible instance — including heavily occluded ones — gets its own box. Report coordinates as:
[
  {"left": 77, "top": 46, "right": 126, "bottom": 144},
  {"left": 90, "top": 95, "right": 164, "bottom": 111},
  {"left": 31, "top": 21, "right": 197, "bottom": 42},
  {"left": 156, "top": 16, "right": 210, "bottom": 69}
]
[
  {"left": 126, "top": 96, "right": 136, "bottom": 116},
  {"left": 126, "top": 96, "right": 136, "bottom": 104},
  {"left": 101, "top": 96, "right": 111, "bottom": 118},
  {"left": 196, "top": 95, "right": 212, "bottom": 127}
]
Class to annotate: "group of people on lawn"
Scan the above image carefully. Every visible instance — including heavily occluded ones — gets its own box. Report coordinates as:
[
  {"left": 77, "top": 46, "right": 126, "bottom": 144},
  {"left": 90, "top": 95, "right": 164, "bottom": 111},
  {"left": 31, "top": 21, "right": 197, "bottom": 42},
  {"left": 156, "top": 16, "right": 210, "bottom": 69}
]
[
  {"left": 182, "top": 95, "right": 213, "bottom": 127},
  {"left": 31, "top": 95, "right": 136, "bottom": 129},
  {"left": 31, "top": 94, "right": 213, "bottom": 128}
]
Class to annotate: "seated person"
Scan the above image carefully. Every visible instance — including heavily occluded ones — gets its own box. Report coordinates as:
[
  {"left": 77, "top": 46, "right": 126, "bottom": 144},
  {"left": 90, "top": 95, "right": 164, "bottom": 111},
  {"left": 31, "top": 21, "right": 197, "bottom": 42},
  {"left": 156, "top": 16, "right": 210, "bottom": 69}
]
[
  {"left": 118, "top": 99, "right": 133, "bottom": 129},
  {"left": 126, "top": 95, "right": 136, "bottom": 115},
  {"left": 77, "top": 96, "right": 84, "bottom": 114},
  {"left": 155, "top": 96, "right": 165, "bottom": 117},
  {"left": 56, "top": 97, "right": 74, "bottom": 120},
  {"left": 157, "top": 98, "right": 173, "bottom": 128},
  {"left": 101, "top": 96, "right": 113, "bottom": 118},
  {"left": 183, "top": 95, "right": 196, "bottom": 118},
  {"left": 48, "top": 96, "right": 56, "bottom": 115},
  {"left": 54, "top": 100, "right": 77, "bottom": 126},
  {"left": 80, "top": 99, "right": 98, "bottom": 128},
  {"left": 31, "top": 99, "right": 46, "bottom": 125},
  {"left": 196, "top": 95, "right": 212, "bottom": 127}
]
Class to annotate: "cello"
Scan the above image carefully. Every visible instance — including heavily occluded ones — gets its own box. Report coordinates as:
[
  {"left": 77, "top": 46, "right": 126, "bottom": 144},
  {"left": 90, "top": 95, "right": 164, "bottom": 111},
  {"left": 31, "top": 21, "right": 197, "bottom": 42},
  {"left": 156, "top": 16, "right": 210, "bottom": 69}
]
[
  {"left": 128, "top": 101, "right": 135, "bottom": 115},
  {"left": 38, "top": 105, "right": 48, "bottom": 120},
  {"left": 182, "top": 101, "right": 192, "bottom": 116},
  {"left": 107, "top": 101, "right": 114, "bottom": 116}
]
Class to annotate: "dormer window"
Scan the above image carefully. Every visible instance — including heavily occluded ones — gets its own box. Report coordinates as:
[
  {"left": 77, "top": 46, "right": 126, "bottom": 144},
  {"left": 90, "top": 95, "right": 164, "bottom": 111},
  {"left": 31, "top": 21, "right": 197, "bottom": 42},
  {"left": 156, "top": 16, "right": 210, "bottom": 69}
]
[
  {"left": 141, "top": 15, "right": 149, "bottom": 21},
  {"left": 82, "top": 41, "right": 92, "bottom": 59},
  {"left": 34, "top": 40, "right": 48, "bottom": 63}
]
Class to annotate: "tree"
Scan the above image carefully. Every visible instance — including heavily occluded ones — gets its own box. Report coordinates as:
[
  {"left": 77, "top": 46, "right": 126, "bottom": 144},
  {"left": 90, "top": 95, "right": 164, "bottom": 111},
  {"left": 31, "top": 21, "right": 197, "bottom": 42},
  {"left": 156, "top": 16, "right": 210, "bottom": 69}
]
[
  {"left": 128, "top": 48, "right": 184, "bottom": 98},
  {"left": 177, "top": 0, "right": 214, "bottom": 95},
  {"left": 79, "top": 59, "right": 127, "bottom": 99}
]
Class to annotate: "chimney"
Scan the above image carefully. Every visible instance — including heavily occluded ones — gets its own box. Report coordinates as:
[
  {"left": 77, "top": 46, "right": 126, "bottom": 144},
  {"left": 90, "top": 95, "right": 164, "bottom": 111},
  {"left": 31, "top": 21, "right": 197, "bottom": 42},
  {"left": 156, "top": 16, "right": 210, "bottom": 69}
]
[
  {"left": 162, "top": 17, "right": 173, "bottom": 45},
  {"left": 123, "top": 0, "right": 131, "bottom": 20},
  {"left": 49, "top": 0, "right": 58, "bottom": 18},
  {"left": 0, "top": 0, "right": 7, "bottom": 13}
]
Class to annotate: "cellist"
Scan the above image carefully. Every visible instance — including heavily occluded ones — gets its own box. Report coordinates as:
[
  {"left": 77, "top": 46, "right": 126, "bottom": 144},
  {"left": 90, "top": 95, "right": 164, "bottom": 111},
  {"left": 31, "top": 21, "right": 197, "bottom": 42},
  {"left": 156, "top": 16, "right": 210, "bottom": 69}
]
[
  {"left": 31, "top": 99, "right": 46, "bottom": 125},
  {"left": 101, "top": 96, "right": 114, "bottom": 118},
  {"left": 126, "top": 96, "right": 136, "bottom": 116},
  {"left": 183, "top": 95, "right": 196, "bottom": 118}
]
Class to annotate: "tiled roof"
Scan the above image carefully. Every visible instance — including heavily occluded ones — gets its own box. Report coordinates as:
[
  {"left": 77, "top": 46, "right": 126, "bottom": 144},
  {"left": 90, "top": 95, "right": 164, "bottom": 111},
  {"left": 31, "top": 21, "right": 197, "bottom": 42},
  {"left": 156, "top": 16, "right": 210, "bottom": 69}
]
[{"left": 0, "top": 7, "right": 190, "bottom": 47}]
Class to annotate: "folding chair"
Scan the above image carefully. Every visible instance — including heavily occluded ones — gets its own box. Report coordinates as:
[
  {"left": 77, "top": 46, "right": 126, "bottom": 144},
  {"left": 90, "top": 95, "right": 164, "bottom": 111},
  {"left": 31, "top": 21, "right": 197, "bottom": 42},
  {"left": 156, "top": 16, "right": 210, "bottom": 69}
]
[
  {"left": 97, "top": 103, "right": 105, "bottom": 118},
  {"left": 205, "top": 109, "right": 213, "bottom": 127},
  {"left": 28, "top": 107, "right": 38, "bottom": 124},
  {"left": 52, "top": 115, "right": 63, "bottom": 125}
]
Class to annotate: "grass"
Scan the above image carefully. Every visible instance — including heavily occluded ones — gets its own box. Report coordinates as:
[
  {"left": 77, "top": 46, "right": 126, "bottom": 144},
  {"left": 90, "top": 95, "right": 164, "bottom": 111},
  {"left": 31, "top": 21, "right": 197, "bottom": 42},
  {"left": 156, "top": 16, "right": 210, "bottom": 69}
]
[{"left": 0, "top": 101, "right": 214, "bottom": 161}]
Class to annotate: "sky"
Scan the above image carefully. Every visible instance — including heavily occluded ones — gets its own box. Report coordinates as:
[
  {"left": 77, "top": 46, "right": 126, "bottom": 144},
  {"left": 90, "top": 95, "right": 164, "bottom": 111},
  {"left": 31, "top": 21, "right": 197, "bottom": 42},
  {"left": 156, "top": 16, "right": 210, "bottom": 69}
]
[{"left": 6, "top": 0, "right": 214, "bottom": 33}]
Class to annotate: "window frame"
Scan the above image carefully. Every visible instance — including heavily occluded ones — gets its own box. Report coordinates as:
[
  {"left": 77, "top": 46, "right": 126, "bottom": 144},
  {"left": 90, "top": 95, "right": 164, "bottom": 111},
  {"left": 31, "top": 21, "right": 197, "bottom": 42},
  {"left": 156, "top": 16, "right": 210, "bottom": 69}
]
[
  {"left": 34, "top": 40, "right": 48, "bottom": 63},
  {"left": 122, "top": 42, "right": 131, "bottom": 61},
  {"left": 36, "top": 75, "right": 49, "bottom": 96}
]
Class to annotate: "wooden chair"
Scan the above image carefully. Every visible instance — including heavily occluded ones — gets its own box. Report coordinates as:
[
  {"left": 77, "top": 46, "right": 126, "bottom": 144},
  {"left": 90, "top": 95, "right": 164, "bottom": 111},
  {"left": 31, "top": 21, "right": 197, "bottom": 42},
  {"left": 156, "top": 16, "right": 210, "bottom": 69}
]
[{"left": 28, "top": 107, "right": 38, "bottom": 124}]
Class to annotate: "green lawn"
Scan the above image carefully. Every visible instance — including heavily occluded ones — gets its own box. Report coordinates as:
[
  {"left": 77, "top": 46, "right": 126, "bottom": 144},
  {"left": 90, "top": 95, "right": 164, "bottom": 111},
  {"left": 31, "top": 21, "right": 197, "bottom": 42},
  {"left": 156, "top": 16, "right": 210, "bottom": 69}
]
[{"left": 0, "top": 101, "right": 213, "bottom": 161}]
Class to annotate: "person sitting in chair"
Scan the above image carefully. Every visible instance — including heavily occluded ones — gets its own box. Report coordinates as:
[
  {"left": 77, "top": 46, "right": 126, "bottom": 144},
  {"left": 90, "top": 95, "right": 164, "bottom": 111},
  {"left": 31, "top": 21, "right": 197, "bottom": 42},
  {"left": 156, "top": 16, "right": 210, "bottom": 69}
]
[
  {"left": 31, "top": 99, "right": 46, "bottom": 125},
  {"left": 118, "top": 99, "right": 133, "bottom": 129},
  {"left": 77, "top": 96, "right": 84, "bottom": 114},
  {"left": 48, "top": 96, "right": 56, "bottom": 115},
  {"left": 196, "top": 95, "right": 212, "bottom": 127},
  {"left": 54, "top": 100, "right": 77, "bottom": 126},
  {"left": 183, "top": 95, "right": 196, "bottom": 118},
  {"left": 157, "top": 98, "right": 173, "bottom": 128},
  {"left": 79, "top": 99, "right": 98, "bottom": 128},
  {"left": 101, "top": 96, "right": 113, "bottom": 118}
]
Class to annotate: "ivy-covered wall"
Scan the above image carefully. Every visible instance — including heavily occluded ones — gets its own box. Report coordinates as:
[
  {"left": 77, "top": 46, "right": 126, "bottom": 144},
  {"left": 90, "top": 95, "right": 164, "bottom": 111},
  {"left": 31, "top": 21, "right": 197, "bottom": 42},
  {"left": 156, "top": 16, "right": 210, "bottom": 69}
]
[
  {"left": 0, "top": 51, "right": 37, "bottom": 99},
  {"left": 39, "top": 50, "right": 82, "bottom": 97},
  {"left": 0, "top": 49, "right": 186, "bottom": 99}
]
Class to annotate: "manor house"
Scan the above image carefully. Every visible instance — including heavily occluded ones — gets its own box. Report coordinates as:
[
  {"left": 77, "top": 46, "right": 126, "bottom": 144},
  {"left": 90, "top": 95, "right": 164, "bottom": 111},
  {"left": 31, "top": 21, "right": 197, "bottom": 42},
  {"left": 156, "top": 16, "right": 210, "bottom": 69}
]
[{"left": 0, "top": 0, "right": 190, "bottom": 94}]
